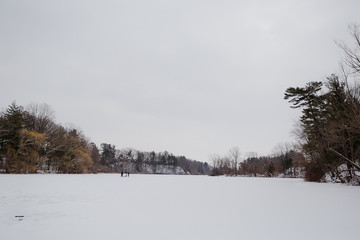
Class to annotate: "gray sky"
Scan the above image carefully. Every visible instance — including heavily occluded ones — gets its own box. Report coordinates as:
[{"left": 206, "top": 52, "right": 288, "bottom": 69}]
[{"left": 1, "top": 0, "right": 360, "bottom": 162}]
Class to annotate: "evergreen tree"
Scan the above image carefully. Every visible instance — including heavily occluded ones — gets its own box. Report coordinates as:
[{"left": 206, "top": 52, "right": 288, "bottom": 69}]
[
  {"left": 267, "top": 162, "right": 275, "bottom": 177},
  {"left": 285, "top": 76, "right": 360, "bottom": 182},
  {"left": 100, "top": 143, "right": 116, "bottom": 165},
  {"left": 0, "top": 102, "right": 25, "bottom": 172},
  {"left": 282, "top": 153, "right": 293, "bottom": 173},
  {"left": 2, "top": 101, "right": 25, "bottom": 151}
]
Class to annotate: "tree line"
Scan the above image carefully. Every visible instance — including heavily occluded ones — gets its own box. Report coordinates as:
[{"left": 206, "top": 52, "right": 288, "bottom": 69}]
[
  {"left": 210, "top": 25, "right": 360, "bottom": 183},
  {"left": 95, "top": 143, "right": 210, "bottom": 174},
  {"left": 0, "top": 102, "right": 209, "bottom": 174},
  {"left": 210, "top": 146, "right": 306, "bottom": 177},
  {"left": 284, "top": 24, "right": 360, "bottom": 184}
]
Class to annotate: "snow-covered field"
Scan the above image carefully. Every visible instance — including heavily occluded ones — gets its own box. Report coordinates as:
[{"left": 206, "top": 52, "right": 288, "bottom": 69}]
[{"left": 1, "top": 174, "right": 359, "bottom": 240}]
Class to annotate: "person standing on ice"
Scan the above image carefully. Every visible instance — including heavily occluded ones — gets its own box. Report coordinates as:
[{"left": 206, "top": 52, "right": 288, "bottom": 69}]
[{"left": 121, "top": 171, "right": 123, "bottom": 177}]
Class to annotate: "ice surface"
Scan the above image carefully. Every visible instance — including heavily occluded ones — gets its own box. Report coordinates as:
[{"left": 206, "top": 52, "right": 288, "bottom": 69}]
[{"left": 1, "top": 174, "right": 359, "bottom": 240}]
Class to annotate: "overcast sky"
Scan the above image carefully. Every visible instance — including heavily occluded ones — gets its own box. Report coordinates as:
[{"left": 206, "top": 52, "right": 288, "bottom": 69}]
[{"left": 1, "top": 0, "right": 360, "bottom": 162}]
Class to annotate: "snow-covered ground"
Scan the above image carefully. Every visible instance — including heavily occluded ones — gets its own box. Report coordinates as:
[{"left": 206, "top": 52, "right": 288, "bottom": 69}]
[{"left": 1, "top": 174, "right": 359, "bottom": 240}]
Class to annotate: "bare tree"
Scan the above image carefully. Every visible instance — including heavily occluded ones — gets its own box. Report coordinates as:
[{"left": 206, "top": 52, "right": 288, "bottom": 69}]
[
  {"left": 272, "top": 142, "right": 293, "bottom": 157},
  {"left": 25, "top": 103, "right": 56, "bottom": 134},
  {"left": 272, "top": 142, "right": 295, "bottom": 174},
  {"left": 336, "top": 24, "right": 360, "bottom": 74},
  {"left": 228, "top": 146, "right": 241, "bottom": 175},
  {"left": 209, "top": 153, "right": 222, "bottom": 176}
]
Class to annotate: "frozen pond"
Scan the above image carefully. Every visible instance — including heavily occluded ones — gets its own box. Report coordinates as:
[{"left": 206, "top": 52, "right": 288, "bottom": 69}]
[{"left": 1, "top": 174, "right": 359, "bottom": 240}]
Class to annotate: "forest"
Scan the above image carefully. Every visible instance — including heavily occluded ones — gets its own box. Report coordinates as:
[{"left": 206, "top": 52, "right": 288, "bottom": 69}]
[
  {"left": 0, "top": 102, "right": 209, "bottom": 174},
  {"left": 2, "top": 25, "right": 360, "bottom": 185},
  {"left": 283, "top": 24, "right": 360, "bottom": 184},
  {"left": 209, "top": 25, "right": 360, "bottom": 185},
  {"left": 209, "top": 145, "right": 306, "bottom": 178}
]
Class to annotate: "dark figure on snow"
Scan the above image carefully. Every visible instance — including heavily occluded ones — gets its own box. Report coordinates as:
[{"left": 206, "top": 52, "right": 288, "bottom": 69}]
[{"left": 121, "top": 171, "right": 123, "bottom": 177}]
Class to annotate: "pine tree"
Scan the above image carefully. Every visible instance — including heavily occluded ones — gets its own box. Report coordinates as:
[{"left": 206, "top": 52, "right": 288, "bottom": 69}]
[
  {"left": 0, "top": 102, "right": 25, "bottom": 172},
  {"left": 3, "top": 101, "right": 25, "bottom": 151},
  {"left": 100, "top": 143, "right": 116, "bottom": 165},
  {"left": 285, "top": 76, "right": 360, "bottom": 182},
  {"left": 267, "top": 162, "right": 275, "bottom": 177}
]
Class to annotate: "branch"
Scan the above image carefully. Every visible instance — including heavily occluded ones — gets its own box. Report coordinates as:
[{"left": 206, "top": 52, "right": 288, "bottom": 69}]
[{"left": 329, "top": 148, "right": 360, "bottom": 171}]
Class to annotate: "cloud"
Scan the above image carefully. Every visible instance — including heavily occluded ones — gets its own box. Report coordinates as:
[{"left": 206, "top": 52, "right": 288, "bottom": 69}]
[{"left": 1, "top": 0, "right": 360, "bottom": 161}]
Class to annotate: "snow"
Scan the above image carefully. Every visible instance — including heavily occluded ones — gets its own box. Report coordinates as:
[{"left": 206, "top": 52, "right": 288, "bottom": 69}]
[
  {"left": 1, "top": 174, "right": 359, "bottom": 240},
  {"left": 324, "top": 163, "right": 360, "bottom": 185},
  {"left": 139, "top": 164, "right": 188, "bottom": 174}
]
